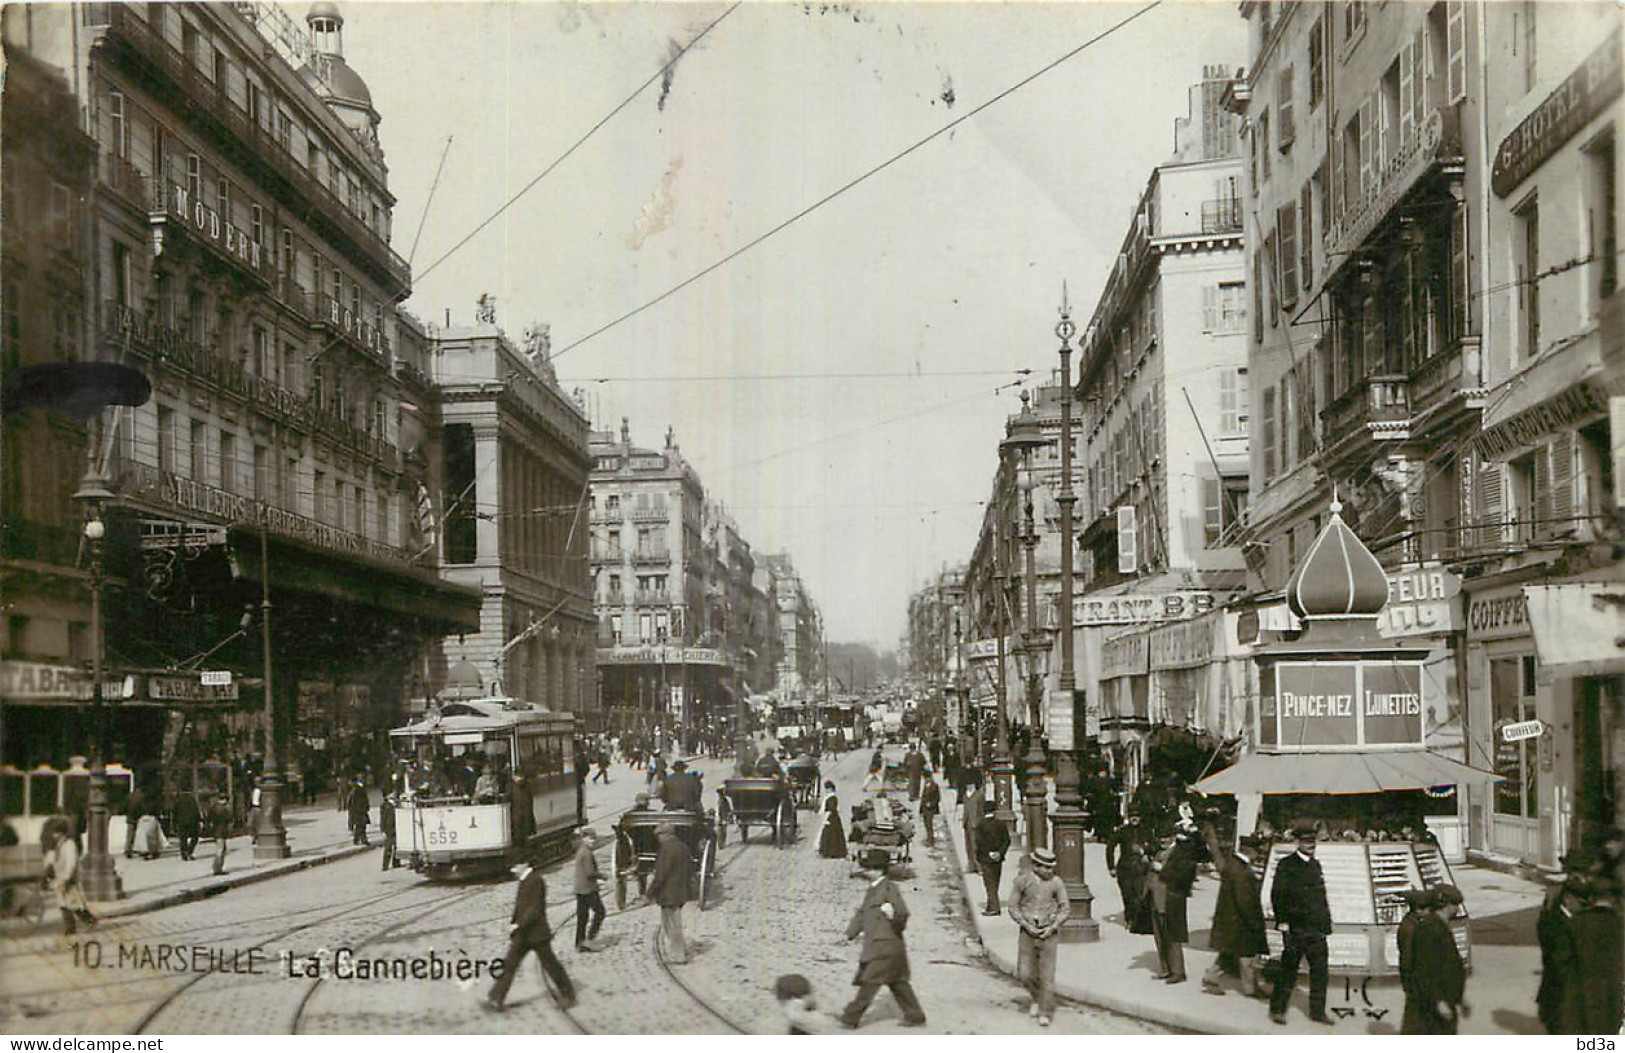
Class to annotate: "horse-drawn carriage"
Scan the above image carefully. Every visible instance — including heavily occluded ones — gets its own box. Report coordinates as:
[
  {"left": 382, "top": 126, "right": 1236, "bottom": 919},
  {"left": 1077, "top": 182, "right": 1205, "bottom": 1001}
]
[
  {"left": 716, "top": 776, "right": 798, "bottom": 847},
  {"left": 612, "top": 807, "right": 717, "bottom": 911},
  {"left": 784, "top": 756, "right": 821, "bottom": 809}
]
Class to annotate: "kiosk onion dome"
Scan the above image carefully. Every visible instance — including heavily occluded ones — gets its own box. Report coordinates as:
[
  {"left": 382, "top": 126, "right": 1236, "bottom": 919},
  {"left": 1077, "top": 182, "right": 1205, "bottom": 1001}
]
[{"left": 1284, "top": 500, "right": 1390, "bottom": 621}]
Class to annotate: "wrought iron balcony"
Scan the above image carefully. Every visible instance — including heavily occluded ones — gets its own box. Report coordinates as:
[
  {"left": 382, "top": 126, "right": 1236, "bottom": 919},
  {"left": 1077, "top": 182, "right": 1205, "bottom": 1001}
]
[
  {"left": 1409, "top": 335, "right": 1483, "bottom": 419},
  {"left": 1324, "top": 374, "right": 1410, "bottom": 439},
  {"left": 632, "top": 547, "right": 671, "bottom": 565},
  {"left": 630, "top": 507, "right": 669, "bottom": 522},
  {"left": 313, "top": 293, "right": 390, "bottom": 368},
  {"left": 1200, "top": 197, "right": 1244, "bottom": 234}
]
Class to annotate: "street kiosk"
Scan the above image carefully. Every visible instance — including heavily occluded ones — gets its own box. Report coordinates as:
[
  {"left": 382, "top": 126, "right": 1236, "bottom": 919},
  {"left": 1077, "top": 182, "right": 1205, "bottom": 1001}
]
[{"left": 1196, "top": 502, "right": 1500, "bottom": 976}]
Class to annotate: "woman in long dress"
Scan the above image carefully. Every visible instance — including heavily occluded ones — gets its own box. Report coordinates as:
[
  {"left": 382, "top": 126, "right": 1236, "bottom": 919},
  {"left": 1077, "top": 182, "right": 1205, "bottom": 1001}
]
[{"left": 818, "top": 781, "right": 847, "bottom": 859}]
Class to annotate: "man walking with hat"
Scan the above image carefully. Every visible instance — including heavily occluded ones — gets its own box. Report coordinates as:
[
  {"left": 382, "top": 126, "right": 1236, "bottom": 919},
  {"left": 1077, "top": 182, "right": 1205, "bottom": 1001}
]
[
  {"left": 487, "top": 845, "right": 576, "bottom": 1012},
  {"left": 838, "top": 857, "right": 926, "bottom": 1029},
  {"left": 1399, "top": 885, "right": 1468, "bottom": 1033},
  {"left": 975, "top": 802, "right": 1011, "bottom": 916},
  {"left": 1269, "top": 829, "right": 1334, "bottom": 1025},
  {"left": 646, "top": 822, "right": 691, "bottom": 963},
  {"left": 573, "top": 827, "right": 606, "bottom": 952},
  {"left": 1010, "top": 847, "right": 1069, "bottom": 1025}
]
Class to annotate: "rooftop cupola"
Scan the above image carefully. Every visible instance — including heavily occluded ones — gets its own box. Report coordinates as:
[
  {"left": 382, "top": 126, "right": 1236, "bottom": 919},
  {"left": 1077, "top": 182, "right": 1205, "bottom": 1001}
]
[
  {"left": 300, "top": 3, "right": 382, "bottom": 156},
  {"left": 1285, "top": 500, "right": 1390, "bottom": 621}
]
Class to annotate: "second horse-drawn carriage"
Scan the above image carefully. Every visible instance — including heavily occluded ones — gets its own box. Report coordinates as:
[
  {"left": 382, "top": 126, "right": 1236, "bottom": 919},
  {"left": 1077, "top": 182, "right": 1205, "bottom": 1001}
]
[
  {"left": 784, "top": 756, "right": 821, "bottom": 809},
  {"left": 716, "top": 776, "right": 798, "bottom": 847},
  {"left": 612, "top": 807, "right": 717, "bottom": 911}
]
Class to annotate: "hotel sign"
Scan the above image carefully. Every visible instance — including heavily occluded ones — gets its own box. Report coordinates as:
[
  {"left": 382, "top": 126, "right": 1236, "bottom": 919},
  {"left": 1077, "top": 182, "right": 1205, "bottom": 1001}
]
[
  {"left": 1074, "top": 591, "right": 1215, "bottom": 627},
  {"left": 164, "top": 184, "right": 269, "bottom": 278},
  {"left": 1325, "top": 108, "right": 1447, "bottom": 268},
  {"left": 1272, "top": 661, "right": 1424, "bottom": 750},
  {"left": 1493, "top": 29, "right": 1622, "bottom": 197}
]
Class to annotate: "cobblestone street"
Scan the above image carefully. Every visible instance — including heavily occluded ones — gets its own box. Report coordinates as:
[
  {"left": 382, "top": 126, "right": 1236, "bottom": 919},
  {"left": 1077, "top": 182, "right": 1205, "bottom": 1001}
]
[{"left": 3, "top": 754, "right": 1169, "bottom": 1034}]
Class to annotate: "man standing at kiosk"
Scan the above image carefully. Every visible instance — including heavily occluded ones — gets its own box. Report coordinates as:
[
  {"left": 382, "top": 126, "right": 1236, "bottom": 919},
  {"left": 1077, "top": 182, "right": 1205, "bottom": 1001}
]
[{"left": 1269, "top": 829, "right": 1333, "bottom": 1026}]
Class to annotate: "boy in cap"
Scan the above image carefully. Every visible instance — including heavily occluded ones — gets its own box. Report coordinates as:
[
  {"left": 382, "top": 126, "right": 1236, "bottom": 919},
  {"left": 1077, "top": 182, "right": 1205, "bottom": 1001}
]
[
  {"left": 1010, "top": 847, "right": 1069, "bottom": 1025},
  {"left": 775, "top": 973, "right": 836, "bottom": 1034}
]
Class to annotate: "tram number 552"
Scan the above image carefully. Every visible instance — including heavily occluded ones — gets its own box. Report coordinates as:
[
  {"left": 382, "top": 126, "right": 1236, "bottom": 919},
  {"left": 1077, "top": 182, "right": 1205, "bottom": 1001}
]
[{"left": 428, "top": 828, "right": 459, "bottom": 846}]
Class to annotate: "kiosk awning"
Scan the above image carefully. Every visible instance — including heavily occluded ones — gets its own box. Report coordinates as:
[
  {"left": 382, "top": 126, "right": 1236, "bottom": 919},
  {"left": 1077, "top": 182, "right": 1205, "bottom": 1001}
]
[{"left": 1196, "top": 750, "right": 1501, "bottom": 796}]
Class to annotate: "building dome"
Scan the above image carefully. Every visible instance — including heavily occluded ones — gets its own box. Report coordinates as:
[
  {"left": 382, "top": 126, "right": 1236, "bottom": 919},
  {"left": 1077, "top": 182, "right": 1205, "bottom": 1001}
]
[
  {"left": 302, "top": 2, "right": 373, "bottom": 110},
  {"left": 1285, "top": 500, "right": 1390, "bottom": 620},
  {"left": 308, "top": 1, "right": 343, "bottom": 23}
]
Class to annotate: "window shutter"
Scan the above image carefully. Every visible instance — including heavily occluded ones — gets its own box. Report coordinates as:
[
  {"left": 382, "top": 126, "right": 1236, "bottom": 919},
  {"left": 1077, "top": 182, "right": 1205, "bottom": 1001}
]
[
  {"left": 1220, "top": 370, "right": 1238, "bottom": 433},
  {"left": 1410, "top": 30, "right": 1426, "bottom": 137},
  {"left": 1203, "top": 478, "right": 1222, "bottom": 546},
  {"left": 1534, "top": 442, "right": 1552, "bottom": 539},
  {"left": 1477, "top": 458, "right": 1504, "bottom": 545},
  {"left": 1359, "top": 98, "right": 1376, "bottom": 195},
  {"left": 1117, "top": 506, "right": 1138, "bottom": 574},
  {"left": 1279, "top": 66, "right": 1295, "bottom": 149},
  {"left": 1279, "top": 203, "right": 1299, "bottom": 305},
  {"left": 1447, "top": 0, "right": 1467, "bottom": 105},
  {"left": 1262, "top": 387, "right": 1278, "bottom": 479},
  {"left": 1547, "top": 433, "right": 1574, "bottom": 524},
  {"left": 1203, "top": 285, "right": 1218, "bottom": 332},
  {"left": 1399, "top": 40, "right": 1416, "bottom": 150},
  {"left": 1301, "top": 182, "right": 1315, "bottom": 290}
]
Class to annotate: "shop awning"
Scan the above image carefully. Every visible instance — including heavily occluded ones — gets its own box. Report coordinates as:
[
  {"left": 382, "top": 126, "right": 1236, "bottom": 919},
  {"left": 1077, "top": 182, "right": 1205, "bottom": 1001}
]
[
  {"left": 1525, "top": 582, "right": 1625, "bottom": 675},
  {"left": 1195, "top": 750, "right": 1501, "bottom": 796}
]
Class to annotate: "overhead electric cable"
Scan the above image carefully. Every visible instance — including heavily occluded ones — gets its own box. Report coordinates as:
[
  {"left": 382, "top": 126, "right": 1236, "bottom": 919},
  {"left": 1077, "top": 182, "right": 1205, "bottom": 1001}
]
[
  {"left": 551, "top": 0, "right": 1164, "bottom": 361},
  {"left": 412, "top": 3, "right": 741, "bottom": 286}
]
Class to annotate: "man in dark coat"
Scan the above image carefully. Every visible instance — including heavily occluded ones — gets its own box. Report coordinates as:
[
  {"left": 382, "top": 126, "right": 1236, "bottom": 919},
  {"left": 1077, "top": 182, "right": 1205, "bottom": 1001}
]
[
  {"left": 379, "top": 795, "right": 399, "bottom": 870},
  {"left": 975, "top": 803, "right": 1011, "bottom": 916},
  {"left": 918, "top": 777, "right": 941, "bottom": 846},
  {"left": 122, "top": 784, "right": 148, "bottom": 859},
  {"left": 902, "top": 745, "right": 926, "bottom": 801},
  {"left": 208, "top": 792, "right": 233, "bottom": 875},
  {"left": 962, "top": 782, "right": 984, "bottom": 876},
  {"left": 1150, "top": 828, "right": 1199, "bottom": 983},
  {"left": 171, "top": 789, "right": 202, "bottom": 862},
  {"left": 646, "top": 823, "right": 692, "bottom": 963},
  {"left": 1399, "top": 884, "right": 1467, "bottom": 1033},
  {"left": 1203, "top": 831, "right": 1268, "bottom": 997},
  {"left": 347, "top": 781, "right": 370, "bottom": 846},
  {"left": 486, "top": 848, "right": 576, "bottom": 1011},
  {"left": 661, "top": 760, "right": 703, "bottom": 812},
  {"left": 1537, "top": 851, "right": 1624, "bottom": 1034},
  {"left": 1268, "top": 829, "right": 1334, "bottom": 1025},
  {"left": 838, "top": 860, "right": 926, "bottom": 1028}
]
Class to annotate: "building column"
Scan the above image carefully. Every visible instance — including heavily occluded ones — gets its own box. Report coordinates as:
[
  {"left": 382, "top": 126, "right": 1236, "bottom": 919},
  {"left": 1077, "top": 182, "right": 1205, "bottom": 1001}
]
[{"left": 473, "top": 423, "right": 501, "bottom": 565}]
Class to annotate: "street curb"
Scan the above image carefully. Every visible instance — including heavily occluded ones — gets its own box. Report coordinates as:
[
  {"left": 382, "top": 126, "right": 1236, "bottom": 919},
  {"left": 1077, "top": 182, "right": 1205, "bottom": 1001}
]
[
  {"left": 939, "top": 801, "right": 1222, "bottom": 1035},
  {"left": 95, "top": 843, "right": 373, "bottom": 919}
]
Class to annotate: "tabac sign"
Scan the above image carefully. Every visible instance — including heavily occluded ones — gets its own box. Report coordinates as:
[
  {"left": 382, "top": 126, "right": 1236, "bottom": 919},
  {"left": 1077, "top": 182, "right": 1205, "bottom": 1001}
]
[{"left": 1267, "top": 660, "right": 1425, "bottom": 751}]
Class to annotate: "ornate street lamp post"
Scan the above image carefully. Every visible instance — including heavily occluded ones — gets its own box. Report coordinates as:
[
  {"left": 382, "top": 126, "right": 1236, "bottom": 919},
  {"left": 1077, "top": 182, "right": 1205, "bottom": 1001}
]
[
  {"left": 1003, "top": 393, "right": 1049, "bottom": 851},
  {"left": 73, "top": 469, "right": 123, "bottom": 901},
  {"left": 254, "top": 526, "right": 290, "bottom": 859},
  {"left": 1050, "top": 287, "right": 1099, "bottom": 941},
  {"left": 988, "top": 457, "right": 1016, "bottom": 833}
]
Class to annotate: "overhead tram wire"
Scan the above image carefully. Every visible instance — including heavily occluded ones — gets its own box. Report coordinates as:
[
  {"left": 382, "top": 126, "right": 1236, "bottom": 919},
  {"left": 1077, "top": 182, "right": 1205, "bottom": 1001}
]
[
  {"left": 549, "top": 0, "right": 1165, "bottom": 362},
  {"left": 411, "top": 3, "right": 742, "bottom": 287}
]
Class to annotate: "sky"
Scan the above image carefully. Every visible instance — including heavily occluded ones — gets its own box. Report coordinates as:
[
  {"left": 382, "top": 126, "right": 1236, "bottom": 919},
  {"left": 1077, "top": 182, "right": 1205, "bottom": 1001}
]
[{"left": 327, "top": 0, "right": 1248, "bottom": 647}]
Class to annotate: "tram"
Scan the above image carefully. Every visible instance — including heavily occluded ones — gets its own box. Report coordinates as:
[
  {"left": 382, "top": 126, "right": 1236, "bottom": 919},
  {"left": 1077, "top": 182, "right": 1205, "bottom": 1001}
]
[{"left": 389, "top": 696, "right": 579, "bottom": 880}]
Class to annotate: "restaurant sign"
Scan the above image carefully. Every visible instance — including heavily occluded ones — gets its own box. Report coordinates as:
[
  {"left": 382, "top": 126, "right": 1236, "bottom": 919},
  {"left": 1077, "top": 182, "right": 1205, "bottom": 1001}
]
[
  {"left": 1493, "top": 29, "right": 1623, "bottom": 197},
  {"left": 1270, "top": 660, "right": 1424, "bottom": 750},
  {"left": 1074, "top": 590, "right": 1215, "bottom": 627}
]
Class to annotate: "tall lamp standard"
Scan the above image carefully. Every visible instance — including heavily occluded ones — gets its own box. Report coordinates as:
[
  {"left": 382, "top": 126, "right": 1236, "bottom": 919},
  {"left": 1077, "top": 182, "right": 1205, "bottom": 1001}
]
[
  {"left": 1002, "top": 393, "right": 1049, "bottom": 851},
  {"left": 1050, "top": 287, "right": 1099, "bottom": 941},
  {"left": 988, "top": 441, "right": 1017, "bottom": 833},
  {"left": 72, "top": 469, "right": 123, "bottom": 901},
  {"left": 253, "top": 526, "right": 290, "bottom": 859}
]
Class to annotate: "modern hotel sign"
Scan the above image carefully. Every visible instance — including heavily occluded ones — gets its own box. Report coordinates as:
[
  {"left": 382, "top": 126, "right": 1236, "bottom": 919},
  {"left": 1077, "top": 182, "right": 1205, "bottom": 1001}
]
[
  {"left": 164, "top": 184, "right": 269, "bottom": 277},
  {"left": 1269, "top": 660, "right": 1425, "bottom": 750}
]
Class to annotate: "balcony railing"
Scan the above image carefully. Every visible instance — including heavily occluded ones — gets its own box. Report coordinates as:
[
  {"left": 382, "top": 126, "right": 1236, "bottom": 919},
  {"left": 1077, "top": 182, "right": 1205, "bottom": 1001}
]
[
  {"left": 101, "top": 4, "right": 411, "bottom": 294},
  {"left": 1409, "top": 335, "right": 1483, "bottom": 417},
  {"left": 630, "top": 507, "right": 669, "bottom": 522},
  {"left": 634, "top": 589, "right": 672, "bottom": 606},
  {"left": 313, "top": 293, "right": 390, "bottom": 367},
  {"left": 1200, "top": 197, "right": 1244, "bottom": 234},
  {"left": 98, "top": 301, "right": 398, "bottom": 467},
  {"left": 632, "top": 547, "right": 671, "bottom": 564},
  {"left": 1325, "top": 374, "right": 1410, "bottom": 439},
  {"left": 99, "top": 149, "right": 148, "bottom": 210}
]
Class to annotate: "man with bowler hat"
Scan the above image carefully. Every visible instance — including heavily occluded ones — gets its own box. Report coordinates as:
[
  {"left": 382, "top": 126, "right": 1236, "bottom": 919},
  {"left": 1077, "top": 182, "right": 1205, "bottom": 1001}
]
[
  {"left": 974, "top": 802, "right": 1011, "bottom": 916},
  {"left": 486, "top": 846, "right": 576, "bottom": 1011},
  {"left": 1269, "top": 828, "right": 1334, "bottom": 1025},
  {"left": 838, "top": 859, "right": 926, "bottom": 1028}
]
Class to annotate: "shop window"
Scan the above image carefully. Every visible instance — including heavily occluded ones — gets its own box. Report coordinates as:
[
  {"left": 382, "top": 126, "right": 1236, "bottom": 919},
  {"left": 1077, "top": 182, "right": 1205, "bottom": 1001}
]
[{"left": 1491, "top": 655, "right": 1539, "bottom": 819}]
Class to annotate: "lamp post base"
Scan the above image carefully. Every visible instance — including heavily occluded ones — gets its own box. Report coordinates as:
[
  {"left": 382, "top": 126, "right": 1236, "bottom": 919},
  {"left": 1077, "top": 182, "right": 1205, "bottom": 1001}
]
[
  {"left": 252, "top": 774, "right": 291, "bottom": 860},
  {"left": 78, "top": 848, "right": 125, "bottom": 902},
  {"left": 1050, "top": 753, "right": 1099, "bottom": 942},
  {"left": 79, "top": 775, "right": 123, "bottom": 902},
  {"left": 989, "top": 755, "right": 1017, "bottom": 836}
]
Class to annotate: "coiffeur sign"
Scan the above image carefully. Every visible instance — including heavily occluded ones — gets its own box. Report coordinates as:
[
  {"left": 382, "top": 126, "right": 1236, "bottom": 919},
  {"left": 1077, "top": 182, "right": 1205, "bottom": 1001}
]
[{"left": 1271, "top": 661, "right": 1425, "bottom": 750}]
